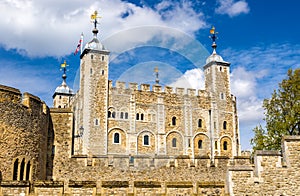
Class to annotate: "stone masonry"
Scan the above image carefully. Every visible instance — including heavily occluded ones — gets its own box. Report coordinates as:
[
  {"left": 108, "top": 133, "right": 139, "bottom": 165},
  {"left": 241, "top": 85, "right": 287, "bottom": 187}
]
[{"left": 2, "top": 20, "right": 298, "bottom": 196}]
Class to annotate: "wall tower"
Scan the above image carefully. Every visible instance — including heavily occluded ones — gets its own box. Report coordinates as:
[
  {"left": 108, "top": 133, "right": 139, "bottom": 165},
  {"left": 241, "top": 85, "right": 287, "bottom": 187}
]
[
  {"left": 73, "top": 11, "right": 110, "bottom": 156},
  {"left": 203, "top": 27, "right": 240, "bottom": 158}
]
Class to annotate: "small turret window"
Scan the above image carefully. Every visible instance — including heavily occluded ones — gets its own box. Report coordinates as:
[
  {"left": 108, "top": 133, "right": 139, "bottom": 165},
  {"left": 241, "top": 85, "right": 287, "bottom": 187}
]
[
  {"left": 220, "top": 93, "right": 224, "bottom": 100},
  {"left": 172, "top": 116, "right": 176, "bottom": 126},
  {"left": 223, "top": 141, "right": 228, "bottom": 150},
  {"left": 143, "top": 135, "right": 149, "bottom": 146},
  {"left": 102, "top": 56, "right": 105, "bottom": 61},
  {"left": 114, "top": 132, "right": 120, "bottom": 144},
  {"left": 198, "top": 140, "right": 203, "bottom": 149},
  {"left": 223, "top": 121, "right": 227, "bottom": 130},
  {"left": 94, "top": 119, "right": 99, "bottom": 126},
  {"left": 198, "top": 119, "right": 202, "bottom": 128},
  {"left": 172, "top": 138, "right": 177, "bottom": 147}
]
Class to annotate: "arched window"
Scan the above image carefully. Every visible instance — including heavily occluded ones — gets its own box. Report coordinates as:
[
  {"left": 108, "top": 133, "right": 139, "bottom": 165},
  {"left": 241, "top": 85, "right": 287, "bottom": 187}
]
[
  {"left": 172, "top": 138, "right": 177, "bottom": 147},
  {"left": 136, "top": 113, "right": 144, "bottom": 121},
  {"left": 143, "top": 135, "right": 149, "bottom": 146},
  {"left": 13, "top": 159, "right": 18, "bottom": 180},
  {"left": 108, "top": 108, "right": 116, "bottom": 119},
  {"left": 26, "top": 161, "right": 31, "bottom": 181},
  {"left": 172, "top": 116, "right": 176, "bottom": 126},
  {"left": 120, "top": 112, "right": 124, "bottom": 119},
  {"left": 223, "top": 141, "right": 228, "bottom": 151},
  {"left": 223, "top": 121, "right": 227, "bottom": 130},
  {"left": 125, "top": 112, "right": 128, "bottom": 119},
  {"left": 198, "top": 140, "right": 203, "bottom": 149},
  {"left": 20, "top": 159, "right": 25, "bottom": 181},
  {"left": 114, "top": 132, "right": 120, "bottom": 144},
  {"left": 198, "top": 119, "right": 202, "bottom": 128}
]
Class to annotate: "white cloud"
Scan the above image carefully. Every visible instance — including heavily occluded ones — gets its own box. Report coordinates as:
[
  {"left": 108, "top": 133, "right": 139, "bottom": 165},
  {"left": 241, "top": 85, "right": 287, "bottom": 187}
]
[
  {"left": 168, "top": 68, "right": 205, "bottom": 90},
  {"left": 0, "top": 0, "right": 206, "bottom": 57},
  {"left": 215, "top": 0, "right": 250, "bottom": 17}
]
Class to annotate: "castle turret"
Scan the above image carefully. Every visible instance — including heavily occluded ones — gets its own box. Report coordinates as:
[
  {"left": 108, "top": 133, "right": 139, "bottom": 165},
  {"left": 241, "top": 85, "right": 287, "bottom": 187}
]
[
  {"left": 52, "top": 61, "right": 73, "bottom": 108},
  {"left": 203, "top": 27, "right": 240, "bottom": 159},
  {"left": 74, "top": 11, "right": 110, "bottom": 156}
]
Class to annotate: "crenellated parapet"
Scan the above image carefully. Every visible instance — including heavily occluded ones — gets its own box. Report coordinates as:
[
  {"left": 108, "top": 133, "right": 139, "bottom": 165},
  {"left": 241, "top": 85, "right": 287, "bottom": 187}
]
[
  {"left": 0, "top": 84, "right": 51, "bottom": 182},
  {"left": 0, "top": 84, "right": 47, "bottom": 114},
  {"left": 0, "top": 84, "right": 22, "bottom": 103},
  {"left": 227, "top": 136, "right": 300, "bottom": 195},
  {"left": 110, "top": 81, "right": 211, "bottom": 97}
]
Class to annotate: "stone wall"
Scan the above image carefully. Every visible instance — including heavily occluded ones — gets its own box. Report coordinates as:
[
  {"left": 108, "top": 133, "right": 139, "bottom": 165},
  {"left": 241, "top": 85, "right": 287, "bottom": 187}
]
[
  {"left": 0, "top": 85, "right": 51, "bottom": 181},
  {"left": 0, "top": 180, "right": 227, "bottom": 195},
  {"left": 227, "top": 136, "right": 300, "bottom": 195},
  {"left": 1, "top": 155, "right": 253, "bottom": 195},
  {"left": 106, "top": 82, "right": 238, "bottom": 158}
]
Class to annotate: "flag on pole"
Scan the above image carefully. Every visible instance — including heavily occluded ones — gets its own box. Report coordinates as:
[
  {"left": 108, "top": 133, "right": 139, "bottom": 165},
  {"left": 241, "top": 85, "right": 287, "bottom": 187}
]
[{"left": 74, "top": 33, "right": 83, "bottom": 55}]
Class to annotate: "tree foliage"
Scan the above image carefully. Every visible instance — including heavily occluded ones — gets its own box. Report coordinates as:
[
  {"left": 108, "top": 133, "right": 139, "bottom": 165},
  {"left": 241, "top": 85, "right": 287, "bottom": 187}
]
[{"left": 251, "top": 69, "right": 300, "bottom": 150}]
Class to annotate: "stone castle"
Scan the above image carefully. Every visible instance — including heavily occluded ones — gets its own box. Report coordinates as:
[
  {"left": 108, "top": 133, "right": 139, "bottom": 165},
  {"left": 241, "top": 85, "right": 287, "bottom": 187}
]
[{"left": 1, "top": 13, "right": 300, "bottom": 196}]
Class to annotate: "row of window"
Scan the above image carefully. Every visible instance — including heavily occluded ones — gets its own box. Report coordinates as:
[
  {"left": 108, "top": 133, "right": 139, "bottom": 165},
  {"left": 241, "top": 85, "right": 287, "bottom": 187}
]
[
  {"left": 13, "top": 158, "right": 31, "bottom": 181},
  {"left": 112, "top": 133, "right": 228, "bottom": 151},
  {"left": 108, "top": 113, "right": 227, "bottom": 130}
]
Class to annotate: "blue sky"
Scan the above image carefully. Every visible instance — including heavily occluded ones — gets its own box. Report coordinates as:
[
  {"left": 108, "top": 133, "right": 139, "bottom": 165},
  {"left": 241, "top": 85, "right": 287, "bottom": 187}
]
[{"left": 0, "top": 0, "right": 299, "bottom": 150}]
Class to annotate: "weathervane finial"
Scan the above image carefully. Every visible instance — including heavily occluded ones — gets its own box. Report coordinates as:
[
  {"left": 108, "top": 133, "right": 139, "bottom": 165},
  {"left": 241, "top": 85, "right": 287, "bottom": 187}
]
[
  {"left": 60, "top": 60, "right": 68, "bottom": 82},
  {"left": 90, "top": 11, "right": 101, "bottom": 37},
  {"left": 209, "top": 26, "right": 218, "bottom": 53}
]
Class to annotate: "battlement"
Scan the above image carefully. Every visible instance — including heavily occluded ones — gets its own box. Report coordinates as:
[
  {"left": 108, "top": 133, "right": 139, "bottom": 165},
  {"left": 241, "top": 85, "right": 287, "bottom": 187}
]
[
  {"left": 227, "top": 136, "right": 300, "bottom": 195},
  {"left": 110, "top": 80, "right": 210, "bottom": 97},
  {"left": 0, "top": 84, "right": 48, "bottom": 114},
  {"left": 0, "top": 84, "right": 22, "bottom": 103}
]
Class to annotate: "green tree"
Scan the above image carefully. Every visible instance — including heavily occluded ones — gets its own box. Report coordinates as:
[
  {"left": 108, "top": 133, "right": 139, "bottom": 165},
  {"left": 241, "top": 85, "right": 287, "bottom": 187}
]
[{"left": 251, "top": 68, "right": 300, "bottom": 150}]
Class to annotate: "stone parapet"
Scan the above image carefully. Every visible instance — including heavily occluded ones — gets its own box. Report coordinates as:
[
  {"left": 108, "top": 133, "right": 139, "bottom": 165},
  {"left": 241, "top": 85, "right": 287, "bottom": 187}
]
[
  {"left": 227, "top": 136, "right": 300, "bottom": 195},
  {"left": 0, "top": 180, "right": 226, "bottom": 195},
  {"left": 109, "top": 81, "right": 219, "bottom": 98}
]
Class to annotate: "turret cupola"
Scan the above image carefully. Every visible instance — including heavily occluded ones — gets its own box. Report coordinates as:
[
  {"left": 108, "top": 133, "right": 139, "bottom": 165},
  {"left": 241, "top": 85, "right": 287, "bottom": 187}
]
[
  {"left": 52, "top": 61, "right": 73, "bottom": 108},
  {"left": 83, "top": 11, "right": 106, "bottom": 51},
  {"left": 205, "top": 26, "right": 226, "bottom": 64}
]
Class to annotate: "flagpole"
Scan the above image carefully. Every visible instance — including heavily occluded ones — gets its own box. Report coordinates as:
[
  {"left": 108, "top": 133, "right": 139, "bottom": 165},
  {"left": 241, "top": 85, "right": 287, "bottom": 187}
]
[{"left": 80, "top": 32, "right": 84, "bottom": 55}]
